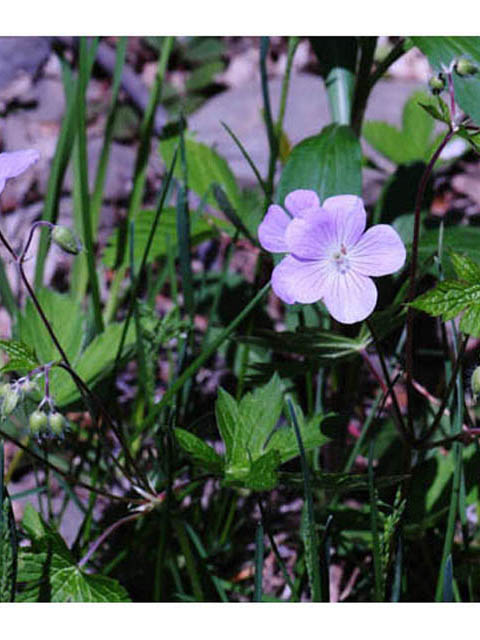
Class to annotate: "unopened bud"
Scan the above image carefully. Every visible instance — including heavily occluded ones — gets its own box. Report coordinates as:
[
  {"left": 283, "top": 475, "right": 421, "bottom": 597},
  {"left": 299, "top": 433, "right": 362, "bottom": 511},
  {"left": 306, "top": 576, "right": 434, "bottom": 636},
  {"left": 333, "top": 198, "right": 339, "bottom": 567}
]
[
  {"left": 428, "top": 73, "right": 446, "bottom": 95},
  {"left": 29, "top": 410, "right": 48, "bottom": 434},
  {"left": 2, "top": 388, "right": 18, "bottom": 416},
  {"left": 51, "top": 225, "right": 82, "bottom": 255},
  {"left": 471, "top": 366, "right": 480, "bottom": 402},
  {"left": 455, "top": 57, "right": 478, "bottom": 77},
  {"left": 48, "top": 412, "right": 65, "bottom": 436}
]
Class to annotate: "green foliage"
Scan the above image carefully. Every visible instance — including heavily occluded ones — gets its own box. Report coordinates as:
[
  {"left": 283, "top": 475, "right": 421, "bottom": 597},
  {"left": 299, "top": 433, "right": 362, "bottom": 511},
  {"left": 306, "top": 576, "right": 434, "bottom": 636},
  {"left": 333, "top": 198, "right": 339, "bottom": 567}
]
[
  {"left": 159, "top": 133, "right": 242, "bottom": 211},
  {"left": 103, "top": 207, "right": 228, "bottom": 270},
  {"left": 363, "top": 91, "right": 443, "bottom": 164},
  {"left": 411, "top": 37, "right": 480, "bottom": 125},
  {"left": 17, "top": 504, "right": 130, "bottom": 602},
  {"left": 276, "top": 123, "right": 362, "bottom": 205},
  {"left": 411, "top": 252, "right": 480, "bottom": 336},
  {"left": 0, "top": 340, "right": 38, "bottom": 374},
  {"left": 175, "top": 375, "right": 329, "bottom": 490}
]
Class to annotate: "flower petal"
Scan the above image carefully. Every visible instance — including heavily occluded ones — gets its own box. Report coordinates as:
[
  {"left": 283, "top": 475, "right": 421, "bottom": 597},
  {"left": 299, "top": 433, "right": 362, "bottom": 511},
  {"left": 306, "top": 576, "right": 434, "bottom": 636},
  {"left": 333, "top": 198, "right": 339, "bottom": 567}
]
[
  {"left": 284, "top": 189, "right": 320, "bottom": 217},
  {"left": 285, "top": 209, "right": 337, "bottom": 260},
  {"left": 349, "top": 224, "right": 406, "bottom": 276},
  {"left": 258, "top": 204, "right": 292, "bottom": 252},
  {"left": 0, "top": 149, "right": 40, "bottom": 187},
  {"left": 271, "top": 254, "right": 332, "bottom": 304},
  {"left": 322, "top": 270, "right": 378, "bottom": 324},
  {"left": 322, "top": 194, "right": 366, "bottom": 248}
]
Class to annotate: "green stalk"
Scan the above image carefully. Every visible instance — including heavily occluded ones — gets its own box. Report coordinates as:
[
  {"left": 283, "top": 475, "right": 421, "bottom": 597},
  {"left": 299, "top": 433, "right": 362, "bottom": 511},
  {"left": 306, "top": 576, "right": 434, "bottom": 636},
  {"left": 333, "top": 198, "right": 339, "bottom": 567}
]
[
  {"left": 287, "top": 398, "right": 322, "bottom": 602},
  {"left": 75, "top": 37, "right": 103, "bottom": 334},
  {"left": 72, "top": 37, "right": 127, "bottom": 303}
]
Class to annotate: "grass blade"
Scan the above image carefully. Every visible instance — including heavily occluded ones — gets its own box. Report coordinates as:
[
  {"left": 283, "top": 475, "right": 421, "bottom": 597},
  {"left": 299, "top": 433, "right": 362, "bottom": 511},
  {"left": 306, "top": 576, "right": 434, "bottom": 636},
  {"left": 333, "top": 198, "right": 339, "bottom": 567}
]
[
  {"left": 287, "top": 398, "right": 322, "bottom": 602},
  {"left": 75, "top": 37, "right": 103, "bottom": 334}
]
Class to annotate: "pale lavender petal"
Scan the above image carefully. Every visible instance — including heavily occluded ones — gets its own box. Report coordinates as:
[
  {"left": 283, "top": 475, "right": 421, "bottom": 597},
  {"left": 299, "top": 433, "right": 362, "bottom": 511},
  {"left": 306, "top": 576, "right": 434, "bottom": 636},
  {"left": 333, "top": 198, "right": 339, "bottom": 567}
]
[
  {"left": 349, "top": 225, "right": 406, "bottom": 276},
  {"left": 285, "top": 210, "right": 337, "bottom": 260},
  {"left": 0, "top": 149, "right": 40, "bottom": 186},
  {"left": 322, "top": 270, "right": 378, "bottom": 324},
  {"left": 322, "top": 194, "right": 366, "bottom": 248},
  {"left": 284, "top": 189, "right": 320, "bottom": 217},
  {"left": 258, "top": 204, "right": 292, "bottom": 252},
  {"left": 272, "top": 254, "right": 332, "bottom": 304}
]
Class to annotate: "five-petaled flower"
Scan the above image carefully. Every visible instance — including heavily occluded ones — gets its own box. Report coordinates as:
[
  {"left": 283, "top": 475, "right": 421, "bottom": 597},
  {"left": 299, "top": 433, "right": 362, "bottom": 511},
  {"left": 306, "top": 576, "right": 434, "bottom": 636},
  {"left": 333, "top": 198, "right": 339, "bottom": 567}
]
[
  {"left": 0, "top": 149, "right": 40, "bottom": 195},
  {"left": 258, "top": 189, "right": 406, "bottom": 324}
]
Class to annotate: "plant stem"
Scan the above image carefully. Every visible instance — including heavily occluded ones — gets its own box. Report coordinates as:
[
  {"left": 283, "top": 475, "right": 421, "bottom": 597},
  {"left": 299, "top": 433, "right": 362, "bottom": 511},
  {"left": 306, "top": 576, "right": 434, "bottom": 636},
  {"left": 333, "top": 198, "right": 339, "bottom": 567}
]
[{"left": 405, "top": 129, "right": 455, "bottom": 437}]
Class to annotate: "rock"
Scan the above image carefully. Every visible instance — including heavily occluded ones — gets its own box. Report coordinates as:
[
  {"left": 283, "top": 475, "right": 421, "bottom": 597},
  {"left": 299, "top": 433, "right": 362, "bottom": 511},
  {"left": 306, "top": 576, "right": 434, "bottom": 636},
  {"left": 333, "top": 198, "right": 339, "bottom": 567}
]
[{"left": 0, "top": 37, "right": 51, "bottom": 105}]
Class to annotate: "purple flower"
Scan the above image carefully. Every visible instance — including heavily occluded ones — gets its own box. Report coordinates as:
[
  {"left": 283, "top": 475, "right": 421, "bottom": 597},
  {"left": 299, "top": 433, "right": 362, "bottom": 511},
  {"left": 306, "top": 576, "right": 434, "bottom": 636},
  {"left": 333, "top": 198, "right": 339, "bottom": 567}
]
[
  {"left": 258, "top": 190, "right": 406, "bottom": 324},
  {"left": 0, "top": 149, "right": 40, "bottom": 195}
]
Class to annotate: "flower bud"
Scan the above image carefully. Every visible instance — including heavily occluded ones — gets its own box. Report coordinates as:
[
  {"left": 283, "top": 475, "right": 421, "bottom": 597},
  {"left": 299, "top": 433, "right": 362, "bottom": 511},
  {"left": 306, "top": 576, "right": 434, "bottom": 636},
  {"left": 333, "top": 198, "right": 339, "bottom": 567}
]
[
  {"left": 48, "top": 412, "right": 65, "bottom": 436},
  {"left": 455, "top": 57, "right": 478, "bottom": 77},
  {"left": 29, "top": 410, "right": 48, "bottom": 434},
  {"left": 2, "top": 388, "right": 18, "bottom": 416},
  {"left": 51, "top": 225, "right": 82, "bottom": 255},
  {"left": 471, "top": 366, "right": 480, "bottom": 402},
  {"left": 428, "top": 73, "right": 446, "bottom": 95},
  {"left": 21, "top": 379, "right": 37, "bottom": 394}
]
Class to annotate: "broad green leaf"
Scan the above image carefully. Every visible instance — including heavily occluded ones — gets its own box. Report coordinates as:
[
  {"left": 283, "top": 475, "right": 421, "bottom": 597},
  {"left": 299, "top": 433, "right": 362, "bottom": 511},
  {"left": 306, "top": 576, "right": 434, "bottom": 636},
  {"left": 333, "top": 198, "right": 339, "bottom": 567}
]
[
  {"left": 411, "top": 276, "right": 480, "bottom": 337},
  {"left": 0, "top": 340, "right": 38, "bottom": 374},
  {"left": 363, "top": 91, "right": 439, "bottom": 165},
  {"left": 103, "top": 207, "right": 223, "bottom": 270},
  {"left": 236, "top": 373, "right": 284, "bottom": 460},
  {"left": 49, "top": 320, "right": 137, "bottom": 407},
  {"left": 411, "top": 279, "right": 476, "bottom": 321},
  {"left": 159, "top": 133, "right": 242, "bottom": 211},
  {"left": 174, "top": 428, "right": 224, "bottom": 473},
  {"left": 236, "top": 449, "right": 281, "bottom": 491},
  {"left": 276, "top": 123, "right": 362, "bottom": 205},
  {"left": 411, "top": 37, "right": 480, "bottom": 125},
  {"left": 18, "top": 290, "right": 84, "bottom": 365},
  {"left": 419, "top": 226, "right": 480, "bottom": 265},
  {"left": 0, "top": 490, "right": 16, "bottom": 602},
  {"left": 17, "top": 504, "right": 129, "bottom": 602}
]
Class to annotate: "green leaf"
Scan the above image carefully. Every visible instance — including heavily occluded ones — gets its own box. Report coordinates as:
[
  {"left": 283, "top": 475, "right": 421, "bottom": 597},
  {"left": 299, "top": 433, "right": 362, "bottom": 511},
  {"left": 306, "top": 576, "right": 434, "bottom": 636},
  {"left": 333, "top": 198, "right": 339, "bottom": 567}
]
[
  {"left": 276, "top": 123, "right": 362, "bottom": 205},
  {"left": 174, "top": 428, "right": 224, "bottom": 473},
  {"left": 49, "top": 321, "right": 137, "bottom": 407},
  {"left": 0, "top": 489, "right": 16, "bottom": 602},
  {"left": 419, "top": 226, "right": 480, "bottom": 265},
  {"left": 309, "top": 37, "right": 357, "bottom": 124},
  {"left": 214, "top": 387, "right": 238, "bottom": 462},
  {"left": 159, "top": 133, "right": 242, "bottom": 211},
  {"left": 18, "top": 290, "right": 84, "bottom": 365},
  {"left": 363, "top": 91, "right": 439, "bottom": 164},
  {"left": 17, "top": 504, "right": 130, "bottom": 602},
  {"left": 449, "top": 251, "right": 480, "bottom": 284},
  {"left": 411, "top": 37, "right": 480, "bottom": 125},
  {"left": 103, "top": 207, "right": 222, "bottom": 270},
  {"left": 0, "top": 340, "right": 39, "bottom": 374},
  {"left": 237, "top": 449, "right": 280, "bottom": 491},
  {"left": 266, "top": 410, "right": 330, "bottom": 464},
  {"left": 411, "top": 276, "right": 480, "bottom": 337},
  {"left": 411, "top": 279, "right": 475, "bottom": 320}
]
